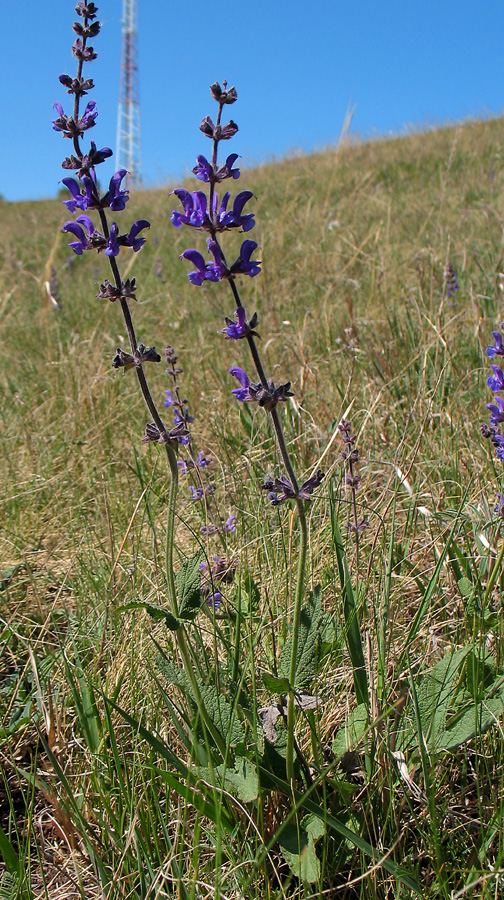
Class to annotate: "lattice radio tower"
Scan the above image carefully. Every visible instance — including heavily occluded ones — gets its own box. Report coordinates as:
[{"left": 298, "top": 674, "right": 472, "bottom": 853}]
[{"left": 116, "top": 0, "right": 141, "bottom": 184}]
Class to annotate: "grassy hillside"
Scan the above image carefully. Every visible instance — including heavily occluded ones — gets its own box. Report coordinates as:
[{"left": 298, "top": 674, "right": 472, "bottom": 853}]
[{"left": 1, "top": 115, "right": 504, "bottom": 899}]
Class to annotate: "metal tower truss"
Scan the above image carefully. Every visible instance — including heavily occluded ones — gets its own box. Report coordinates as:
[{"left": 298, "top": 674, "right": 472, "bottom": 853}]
[{"left": 116, "top": 0, "right": 141, "bottom": 184}]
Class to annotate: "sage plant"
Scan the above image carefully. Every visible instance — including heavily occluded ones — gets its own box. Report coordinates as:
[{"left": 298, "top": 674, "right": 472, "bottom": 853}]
[
  {"left": 53, "top": 3, "right": 227, "bottom": 752},
  {"left": 170, "top": 81, "right": 325, "bottom": 779}
]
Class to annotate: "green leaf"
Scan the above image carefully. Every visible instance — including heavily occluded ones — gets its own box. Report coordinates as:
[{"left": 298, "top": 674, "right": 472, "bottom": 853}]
[
  {"left": 156, "top": 657, "right": 190, "bottom": 691},
  {"left": 457, "top": 576, "right": 473, "bottom": 598},
  {"left": 120, "top": 600, "right": 180, "bottom": 631},
  {"left": 200, "top": 684, "right": 245, "bottom": 748},
  {"left": 0, "top": 824, "right": 20, "bottom": 875},
  {"left": 0, "top": 564, "right": 23, "bottom": 591},
  {"left": 215, "top": 757, "right": 259, "bottom": 802},
  {"left": 176, "top": 551, "right": 205, "bottom": 621},
  {"left": 262, "top": 673, "right": 291, "bottom": 693},
  {"left": 332, "top": 703, "right": 369, "bottom": 759},
  {"left": 278, "top": 814, "right": 324, "bottom": 883},
  {"left": 278, "top": 586, "right": 323, "bottom": 691}
]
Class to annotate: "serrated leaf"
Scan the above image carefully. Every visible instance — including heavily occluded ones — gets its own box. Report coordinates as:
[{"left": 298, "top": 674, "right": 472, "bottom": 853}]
[
  {"left": 278, "top": 586, "right": 323, "bottom": 691},
  {"left": 215, "top": 757, "right": 259, "bottom": 802},
  {"left": 176, "top": 551, "right": 205, "bottom": 620},
  {"left": 262, "top": 673, "right": 291, "bottom": 693},
  {"left": 200, "top": 684, "right": 245, "bottom": 747},
  {"left": 156, "top": 657, "right": 190, "bottom": 690},
  {"left": 120, "top": 600, "right": 180, "bottom": 631},
  {"left": 332, "top": 703, "right": 369, "bottom": 758}
]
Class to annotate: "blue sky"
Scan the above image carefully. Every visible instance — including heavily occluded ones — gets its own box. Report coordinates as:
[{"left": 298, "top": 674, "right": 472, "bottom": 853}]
[{"left": 1, "top": 1, "right": 502, "bottom": 202}]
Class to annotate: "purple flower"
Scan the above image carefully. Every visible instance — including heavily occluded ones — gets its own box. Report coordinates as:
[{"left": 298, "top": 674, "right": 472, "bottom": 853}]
[
  {"left": 229, "top": 240, "right": 261, "bottom": 277},
  {"left": 218, "top": 191, "right": 255, "bottom": 232},
  {"left": 105, "top": 223, "right": 120, "bottom": 257},
  {"left": 102, "top": 169, "right": 129, "bottom": 211},
  {"left": 192, "top": 153, "right": 240, "bottom": 183},
  {"left": 180, "top": 239, "right": 227, "bottom": 285},
  {"left": 487, "top": 365, "right": 504, "bottom": 393},
  {"left": 487, "top": 395, "right": 504, "bottom": 427},
  {"left": 299, "top": 470, "right": 325, "bottom": 500},
  {"left": 262, "top": 475, "right": 296, "bottom": 506},
  {"left": 207, "top": 592, "right": 222, "bottom": 610},
  {"left": 61, "top": 173, "right": 97, "bottom": 212},
  {"left": 170, "top": 189, "right": 208, "bottom": 229},
  {"left": 61, "top": 214, "right": 96, "bottom": 254},
  {"left": 495, "top": 494, "right": 504, "bottom": 518},
  {"left": 229, "top": 367, "right": 253, "bottom": 402},
  {"left": 225, "top": 515, "right": 237, "bottom": 532},
  {"left": 164, "top": 390, "right": 175, "bottom": 409},
  {"left": 487, "top": 330, "right": 504, "bottom": 358},
  {"left": 221, "top": 307, "right": 259, "bottom": 340},
  {"left": 126, "top": 219, "right": 150, "bottom": 251},
  {"left": 229, "top": 367, "right": 293, "bottom": 410},
  {"left": 178, "top": 452, "right": 211, "bottom": 475},
  {"left": 53, "top": 100, "right": 98, "bottom": 139}
]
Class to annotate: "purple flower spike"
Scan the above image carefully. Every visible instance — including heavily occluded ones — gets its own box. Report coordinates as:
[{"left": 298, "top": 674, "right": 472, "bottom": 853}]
[
  {"left": 487, "top": 365, "right": 504, "bottom": 393},
  {"left": 487, "top": 330, "right": 504, "bottom": 358},
  {"left": 126, "top": 220, "right": 150, "bottom": 251},
  {"left": 230, "top": 240, "right": 261, "bottom": 277}
]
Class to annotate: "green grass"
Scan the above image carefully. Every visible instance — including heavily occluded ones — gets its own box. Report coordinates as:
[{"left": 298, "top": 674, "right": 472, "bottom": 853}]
[{"left": 2, "top": 115, "right": 504, "bottom": 898}]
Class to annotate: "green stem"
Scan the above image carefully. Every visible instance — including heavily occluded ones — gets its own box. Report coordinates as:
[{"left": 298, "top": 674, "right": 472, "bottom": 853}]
[
  {"left": 286, "top": 498, "right": 308, "bottom": 782},
  {"left": 484, "top": 530, "right": 504, "bottom": 605}
]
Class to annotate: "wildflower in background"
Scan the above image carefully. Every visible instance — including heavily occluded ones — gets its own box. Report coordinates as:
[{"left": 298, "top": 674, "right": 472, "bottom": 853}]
[
  {"left": 481, "top": 324, "right": 504, "bottom": 470},
  {"left": 339, "top": 419, "right": 369, "bottom": 539},
  {"left": 487, "top": 365, "right": 504, "bottom": 394},
  {"left": 444, "top": 262, "right": 459, "bottom": 301}
]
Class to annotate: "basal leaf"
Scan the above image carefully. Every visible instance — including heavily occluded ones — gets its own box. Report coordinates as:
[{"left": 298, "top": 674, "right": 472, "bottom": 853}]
[
  {"left": 200, "top": 684, "right": 245, "bottom": 748},
  {"left": 278, "top": 819, "right": 321, "bottom": 884},
  {"left": 332, "top": 703, "right": 369, "bottom": 758},
  {"left": 278, "top": 586, "right": 323, "bottom": 691}
]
